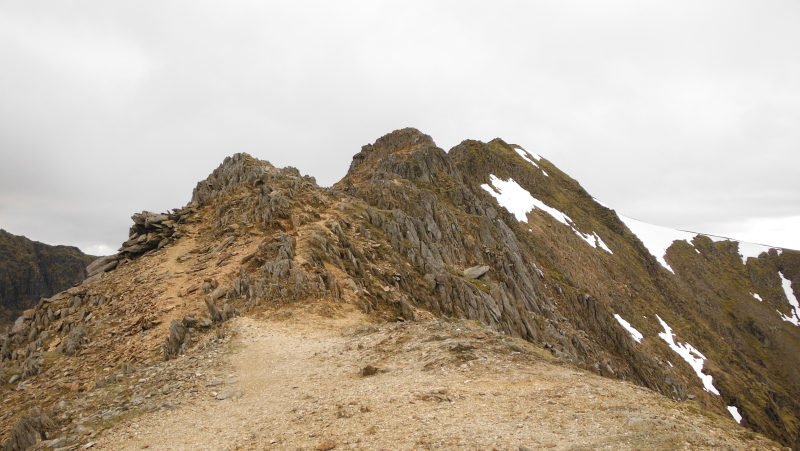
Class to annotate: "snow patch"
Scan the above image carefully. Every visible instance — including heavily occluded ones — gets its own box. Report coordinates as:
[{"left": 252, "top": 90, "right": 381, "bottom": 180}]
[
  {"left": 750, "top": 292, "right": 763, "bottom": 302},
  {"left": 778, "top": 272, "right": 800, "bottom": 326},
  {"left": 595, "top": 233, "right": 613, "bottom": 253},
  {"left": 481, "top": 175, "right": 611, "bottom": 254},
  {"left": 513, "top": 148, "right": 539, "bottom": 168},
  {"left": 513, "top": 147, "right": 549, "bottom": 177},
  {"left": 618, "top": 216, "right": 697, "bottom": 273},
  {"left": 480, "top": 175, "right": 537, "bottom": 223},
  {"left": 613, "top": 213, "right": 778, "bottom": 269},
  {"left": 514, "top": 146, "right": 542, "bottom": 162},
  {"left": 656, "top": 315, "right": 720, "bottom": 395},
  {"left": 575, "top": 231, "right": 614, "bottom": 254},
  {"left": 613, "top": 314, "right": 643, "bottom": 343},
  {"left": 737, "top": 241, "right": 772, "bottom": 265},
  {"left": 727, "top": 406, "right": 742, "bottom": 424}
]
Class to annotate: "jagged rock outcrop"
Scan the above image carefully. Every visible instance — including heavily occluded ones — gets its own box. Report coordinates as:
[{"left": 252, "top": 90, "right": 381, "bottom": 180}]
[
  {"left": 0, "top": 230, "right": 95, "bottom": 328},
  {"left": 78, "top": 206, "right": 198, "bottom": 286},
  {"left": 1, "top": 128, "right": 798, "bottom": 449}
]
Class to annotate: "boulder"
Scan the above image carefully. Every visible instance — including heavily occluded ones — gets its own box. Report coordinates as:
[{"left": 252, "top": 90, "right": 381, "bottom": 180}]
[
  {"left": 463, "top": 265, "right": 490, "bottom": 279},
  {"left": 85, "top": 255, "right": 119, "bottom": 278}
]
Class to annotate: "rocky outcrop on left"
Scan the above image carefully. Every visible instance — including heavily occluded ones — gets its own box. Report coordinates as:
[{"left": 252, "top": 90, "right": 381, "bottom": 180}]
[
  {"left": 81, "top": 207, "right": 197, "bottom": 285},
  {"left": 0, "top": 230, "right": 95, "bottom": 328}
]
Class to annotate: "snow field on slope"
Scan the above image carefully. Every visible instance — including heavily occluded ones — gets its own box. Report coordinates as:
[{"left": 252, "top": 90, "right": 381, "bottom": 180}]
[
  {"left": 481, "top": 175, "right": 612, "bottom": 253},
  {"left": 778, "top": 272, "right": 800, "bottom": 326},
  {"left": 656, "top": 315, "right": 720, "bottom": 396},
  {"left": 737, "top": 241, "right": 775, "bottom": 264},
  {"left": 613, "top": 314, "right": 643, "bottom": 343},
  {"left": 618, "top": 216, "right": 699, "bottom": 273},
  {"left": 618, "top": 216, "right": 776, "bottom": 272}
]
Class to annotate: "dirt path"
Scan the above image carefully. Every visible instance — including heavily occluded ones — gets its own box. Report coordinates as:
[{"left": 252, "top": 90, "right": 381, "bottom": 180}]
[{"left": 95, "top": 309, "right": 778, "bottom": 450}]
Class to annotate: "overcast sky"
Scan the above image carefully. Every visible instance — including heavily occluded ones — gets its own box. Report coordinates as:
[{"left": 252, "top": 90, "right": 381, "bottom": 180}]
[{"left": 1, "top": 1, "right": 798, "bottom": 255}]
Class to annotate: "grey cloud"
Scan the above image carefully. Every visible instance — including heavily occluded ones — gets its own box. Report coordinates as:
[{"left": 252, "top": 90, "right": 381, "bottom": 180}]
[{"left": 1, "top": 0, "right": 798, "bottom": 253}]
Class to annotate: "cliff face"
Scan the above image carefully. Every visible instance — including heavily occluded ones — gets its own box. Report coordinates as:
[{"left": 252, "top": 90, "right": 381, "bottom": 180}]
[
  {"left": 1, "top": 128, "right": 798, "bottom": 449},
  {"left": 0, "top": 230, "right": 96, "bottom": 328}
]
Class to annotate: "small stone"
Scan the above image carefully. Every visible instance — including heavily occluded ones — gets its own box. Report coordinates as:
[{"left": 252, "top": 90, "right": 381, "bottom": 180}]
[
  {"left": 216, "top": 390, "right": 243, "bottom": 400},
  {"left": 41, "top": 437, "right": 67, "bottom": 448},
  {"left": 360, "top": 365, "right": 378, "bottom": 377},
  {"left": 182, "top": 314, "right": 200, "bottom": 328},
  {"left": 519, "top": 447, "right": 532, "bottom": 451},
  {"left": 401, "top": 299, "right": 415, "bottom": 322},
  {"left": 315, "top": 440, "right": 336, "bottom": 451}
]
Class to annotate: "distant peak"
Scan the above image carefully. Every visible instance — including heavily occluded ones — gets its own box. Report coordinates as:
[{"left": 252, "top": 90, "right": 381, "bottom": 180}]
[
  {"left": 338, "top": 128, "right": 450, "bottom": 187},
  {"left": 370, "top": 127, "right": 436, "bottom": 153}
]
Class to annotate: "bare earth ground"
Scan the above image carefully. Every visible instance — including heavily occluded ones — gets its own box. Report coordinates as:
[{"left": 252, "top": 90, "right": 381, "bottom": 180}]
[{"left": 93, "top": 307, "right": 779, "bottom": 451}]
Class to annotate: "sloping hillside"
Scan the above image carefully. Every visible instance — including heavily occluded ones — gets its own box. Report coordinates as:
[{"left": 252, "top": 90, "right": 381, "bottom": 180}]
[{"left": 0, "top": 128, "right": 797, "bottom": 450}]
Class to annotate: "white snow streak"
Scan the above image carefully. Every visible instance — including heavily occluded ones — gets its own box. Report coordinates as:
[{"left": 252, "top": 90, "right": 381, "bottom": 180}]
[
  {"left": 618, "top": 216, "right": 697, "bottom": 273},
  {"left": 481, "top": 175, "right": 612, "bottom": 254},
  {"left": 613, "top": 314, "right": 643, "bottom": 343},
  {"left": 595, "top": 234, "right": 613, "bottom": 253},
  {"left": 750, "top": 292, "right": 763, "bottom": 302},
  {"left": 656, "top": 315, "right": 720, "bottom": 395},
  {"left": 514, "top": 146, "right": 542, "bottom": 162},
  {"left": 513, "top": 147, "right": 549, "bottom": 177},
  {"left": 727, "top": 406, "right": 743, "bottom": 424},
  {"left": 514, "top": 148, "right": 539, "bottom": 168},
  {"left": 778, "top": 272, "right": 800, "bottom": 326}
]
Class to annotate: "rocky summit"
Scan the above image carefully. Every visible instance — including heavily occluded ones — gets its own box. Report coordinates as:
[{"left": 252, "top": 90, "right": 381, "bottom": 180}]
[{"left": 1, "top": 128, "right": 799, "bottom": 450}]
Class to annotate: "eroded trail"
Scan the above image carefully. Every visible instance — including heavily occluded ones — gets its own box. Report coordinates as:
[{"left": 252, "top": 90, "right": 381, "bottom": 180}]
[{"left": 96, "top": 309, "right": 777, "bottom": 450}]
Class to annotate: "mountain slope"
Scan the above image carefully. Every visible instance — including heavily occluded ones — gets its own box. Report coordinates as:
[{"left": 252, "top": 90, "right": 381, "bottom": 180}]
[
  {"left": 0, "top": 230, "right": 96, "bottom": 329},
  {"left": 0, "top": 128, "right": 798, "bottom": 449}
]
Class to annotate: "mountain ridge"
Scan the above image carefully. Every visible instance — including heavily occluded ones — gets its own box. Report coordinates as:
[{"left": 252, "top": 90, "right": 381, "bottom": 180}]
[
  {"left": 0, "top": 229, "right": 96, "bottom": 329},
  {"left": 1, "top": 128, "right": 798, "bottom": 449}
]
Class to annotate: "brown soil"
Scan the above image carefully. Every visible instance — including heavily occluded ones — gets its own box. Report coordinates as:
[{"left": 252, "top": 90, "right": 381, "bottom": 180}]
[{"left": 94, "top": 308, "right": 779, "bottom": 451}]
